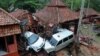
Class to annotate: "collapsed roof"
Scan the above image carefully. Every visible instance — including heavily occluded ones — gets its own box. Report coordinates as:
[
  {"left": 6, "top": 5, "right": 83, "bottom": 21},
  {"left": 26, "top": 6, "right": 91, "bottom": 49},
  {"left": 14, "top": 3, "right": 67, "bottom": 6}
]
[{"left": 10, "top": 9, "right": 29, "bottom": 21}]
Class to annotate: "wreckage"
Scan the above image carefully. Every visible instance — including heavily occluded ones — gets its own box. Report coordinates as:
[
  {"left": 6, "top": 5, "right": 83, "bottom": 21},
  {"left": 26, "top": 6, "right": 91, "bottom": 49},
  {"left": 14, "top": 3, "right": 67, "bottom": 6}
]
[
  {"left": 0, "top": 0, "right": 99, "bottom": 56},
  {"left": 23, "top": 28, "right": 74, "bottom": 54},
  {"left": 24, "top": 31, "right": 45, "bottom": 52}
]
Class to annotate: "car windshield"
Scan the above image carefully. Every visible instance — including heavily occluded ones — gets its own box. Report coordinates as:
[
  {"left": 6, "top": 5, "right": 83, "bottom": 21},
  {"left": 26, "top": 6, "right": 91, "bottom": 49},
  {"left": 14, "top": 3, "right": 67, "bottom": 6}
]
[
  {"left": 49, "top": 37, "right": 57, "bottom": 46},
  {"left": 27, "top": 34, "right": 39, "bottom": 45}
]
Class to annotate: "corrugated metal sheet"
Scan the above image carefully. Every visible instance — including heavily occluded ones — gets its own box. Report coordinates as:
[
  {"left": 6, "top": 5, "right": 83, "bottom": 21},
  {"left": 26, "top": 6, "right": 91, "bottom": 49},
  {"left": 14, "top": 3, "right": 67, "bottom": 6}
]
[{"left": 0, "top": 8, "right": 20, "bottom": 26}]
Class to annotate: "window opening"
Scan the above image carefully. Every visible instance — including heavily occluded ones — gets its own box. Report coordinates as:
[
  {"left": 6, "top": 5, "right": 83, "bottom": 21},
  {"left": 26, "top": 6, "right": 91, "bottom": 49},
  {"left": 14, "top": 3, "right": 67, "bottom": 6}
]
[
  {"left": 69, "top": 35, "right": 73, "bottom": 39},
  {"left": 63, "top": 37, "right": 68, "bottom": 42},
  {"left": 6, "top": 36, "right": 14, "bottom": 45},
  {"left": 57, "top": 40, "right": 62, "bottom": 46},
  {"left": 0, "top": 37, "right": 7, "bottom": 55}
]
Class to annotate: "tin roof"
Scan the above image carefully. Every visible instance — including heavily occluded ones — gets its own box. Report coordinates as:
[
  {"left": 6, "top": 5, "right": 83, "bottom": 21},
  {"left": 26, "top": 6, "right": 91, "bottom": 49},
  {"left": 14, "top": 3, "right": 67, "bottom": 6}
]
[{"left": 0, "top": 8, "right": 20, "bottom": 26}]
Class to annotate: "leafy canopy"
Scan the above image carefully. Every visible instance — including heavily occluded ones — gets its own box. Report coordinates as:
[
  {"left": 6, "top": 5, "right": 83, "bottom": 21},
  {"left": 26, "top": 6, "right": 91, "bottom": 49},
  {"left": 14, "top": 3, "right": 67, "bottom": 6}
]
[
  {"left": 63, "top": 0, "right": 100, "bottom": 11},
  {"left": 0, "top": 0, "right": 49, "bottom": 12},
  {"left": 0, "top": 0, "right": 100, "bottom": 12}
]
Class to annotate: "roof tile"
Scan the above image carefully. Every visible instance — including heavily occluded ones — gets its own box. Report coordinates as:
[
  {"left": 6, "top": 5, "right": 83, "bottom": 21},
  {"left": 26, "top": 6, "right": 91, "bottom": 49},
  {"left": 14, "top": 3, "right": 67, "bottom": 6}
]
[
  {"left": 10, "top": 9, "right": 29, "bottom": 20},
  {"left": 34, "top": 0, "right": 79, "bottom": 25},
  {"left": 0, "top": 8, "right": 20, "bottom": 26}
]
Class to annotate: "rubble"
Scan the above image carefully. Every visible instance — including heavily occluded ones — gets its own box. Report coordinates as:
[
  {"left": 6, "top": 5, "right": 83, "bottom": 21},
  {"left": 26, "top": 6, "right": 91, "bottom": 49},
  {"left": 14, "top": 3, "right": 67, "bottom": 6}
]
[{"left": 0, "top": 0, "right": 100, "bottom": 56}]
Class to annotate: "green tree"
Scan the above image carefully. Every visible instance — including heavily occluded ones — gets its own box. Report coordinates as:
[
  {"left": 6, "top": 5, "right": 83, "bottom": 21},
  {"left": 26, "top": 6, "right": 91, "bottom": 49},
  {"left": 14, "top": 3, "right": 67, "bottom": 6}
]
[
  {"left": 14, "top": 0, "right": 49, "bottom": 12},
  {"left": 89, "top": 0, "right": 100, "bottom": 11},
  {"left": 63, "top": 0, "right": 100, "bottom": 11},
  {"left": 0, "top": 0, "right": 16, "bottom": 12},
  {"left": 0, "top": 0, "right": 49, "bottom": 12},
  {"left": 63, "top": 0, "right": 82, "bottom": 11},
  {"left": 0, "top": 0, "right": 100, "bottom": 12}
]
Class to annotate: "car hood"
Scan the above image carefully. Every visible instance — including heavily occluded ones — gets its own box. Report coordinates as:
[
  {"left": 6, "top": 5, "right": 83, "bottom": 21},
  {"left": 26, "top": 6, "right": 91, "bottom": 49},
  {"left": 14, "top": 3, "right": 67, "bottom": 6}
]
[
  {"left": 43, "top": 40, "right": 55, "bottom": 53},
  {"left": 30, "top": 37, "right": 45, "bottom": 48}
]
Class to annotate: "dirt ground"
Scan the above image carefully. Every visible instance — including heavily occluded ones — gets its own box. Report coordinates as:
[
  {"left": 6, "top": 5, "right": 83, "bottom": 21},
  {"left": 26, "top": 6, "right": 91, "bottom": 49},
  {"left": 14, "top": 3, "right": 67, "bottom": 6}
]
[
  {"left": 79, "top": 24, "right": 100, "bottom": 56},
  {"left": 56, "top": 24, "right": 100, "bottom": 56}
]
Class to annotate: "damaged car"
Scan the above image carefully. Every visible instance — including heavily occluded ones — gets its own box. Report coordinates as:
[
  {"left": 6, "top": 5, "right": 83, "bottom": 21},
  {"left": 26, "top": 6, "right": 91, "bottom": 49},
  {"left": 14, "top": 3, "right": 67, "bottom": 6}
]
[
  {"left": 44, "top": 29, "right": 74, "bottom": 53},
  {"left": 24, "top": 31, "right": 45, "bottom": 52}
]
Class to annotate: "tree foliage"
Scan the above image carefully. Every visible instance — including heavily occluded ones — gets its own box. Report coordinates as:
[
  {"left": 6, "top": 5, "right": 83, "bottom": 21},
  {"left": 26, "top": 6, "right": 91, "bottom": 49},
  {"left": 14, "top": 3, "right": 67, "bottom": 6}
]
[
  {"left": 63, "top": 0, "right": 82, "bottom": 11},
  {"left": 15, "top": 0, "right": 49, "bottom": 9},
  {"left": 0, "top": 0, "right": 16, "bottom": 12},
  {"left": 0, "top": 0, "right": 100, "bottom": 12},
  {"left": 0, "top": 0, "right": 49, "bottom": 12},
  {"left": 63, "top": 0, "right": 100, "bottom": 12},
  {"left": 89, "top": 0, "right": 100, "bottom": 11}
]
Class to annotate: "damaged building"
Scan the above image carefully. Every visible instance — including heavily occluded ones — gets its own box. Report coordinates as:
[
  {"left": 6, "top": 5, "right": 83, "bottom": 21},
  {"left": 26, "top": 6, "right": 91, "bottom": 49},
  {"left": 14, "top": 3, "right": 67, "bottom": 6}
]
[
  {"left": 10, "top": 9, "right": 38, "bottom": 33},
  {"left": 0, "top": 8, "right": 21, "bottom": 56},
  {"left": 34, "top": 0, "right": 79, "bottom": 35}
]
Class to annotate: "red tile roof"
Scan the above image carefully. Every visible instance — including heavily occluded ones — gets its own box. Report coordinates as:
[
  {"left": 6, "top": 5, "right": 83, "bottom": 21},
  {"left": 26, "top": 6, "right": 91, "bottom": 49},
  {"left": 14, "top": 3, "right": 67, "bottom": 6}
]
[
  {"left": 84, "top": 8, "right": 98, "bottom": 16},
  {"left": 10, "top": 9, "right": 29, "bottom": 20},
  {"left": 34, "top": 0, "right": 79, "bottom": 25},
  {"left": 10, "top": 9, "right": 36, "bottom": 31},
  {"left": 0, "top": 8, "right": 20, "bottom": 26}
]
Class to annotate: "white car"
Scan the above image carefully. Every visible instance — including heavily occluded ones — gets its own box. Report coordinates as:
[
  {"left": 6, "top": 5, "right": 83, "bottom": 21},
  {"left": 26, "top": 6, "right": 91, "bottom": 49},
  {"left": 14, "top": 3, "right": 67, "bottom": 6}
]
[
  {"left": 24, "top": 31, "right": 45, "bottom": 52},
  {"left": 44, "top": 29, "right": 74, "bottom": 53}
]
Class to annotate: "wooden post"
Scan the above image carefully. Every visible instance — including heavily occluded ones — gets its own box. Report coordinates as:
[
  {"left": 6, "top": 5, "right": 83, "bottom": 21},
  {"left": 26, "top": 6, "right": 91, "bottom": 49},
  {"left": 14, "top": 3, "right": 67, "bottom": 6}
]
[
  {"left": 77, "top": 0, "right": 85, "bottom": 41},
  {"left": 75, "top": 0, "right": 85, "bottom": 56},
  {"left": 14, "top": 35, "right": 18, "bottom": 52},
  {"left": 4, "top": 37, "right": 8, "bottom": 52}
]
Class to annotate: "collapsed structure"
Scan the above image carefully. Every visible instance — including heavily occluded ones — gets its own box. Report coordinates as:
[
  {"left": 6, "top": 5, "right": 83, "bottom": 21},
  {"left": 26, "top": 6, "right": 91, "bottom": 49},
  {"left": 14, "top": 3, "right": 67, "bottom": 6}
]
[
  {"left": 10, "top": 9, "right": 38, "bottom": 33},
  {"left": 0, "top": 0, "right": 99, "bottom": 56},
  {"left": 34, "top": 0, "right": 80, "bottom": 36}
]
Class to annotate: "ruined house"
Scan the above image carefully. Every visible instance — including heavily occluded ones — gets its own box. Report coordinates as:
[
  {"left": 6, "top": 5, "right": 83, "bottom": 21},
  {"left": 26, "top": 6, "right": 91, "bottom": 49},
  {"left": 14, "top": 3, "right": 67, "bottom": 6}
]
[
  {"left": 83, "top": 8, "right": 98, "bottom": 17},
  {"left": 0, "top": 8, "right": 21, "bottom": 56},
  {"left": 91, "top": 13, "right": 100, "bottom": 25},
  {"left": 34, "top": 0, "right": 79, "bottom": 35},
  {"left": 81, "top": 8, "right": 99, "bottom": 24},
  {"left": 10, "top": 9, "right": 38, "bottom": 33},
  {"left": 94, "top": 16, "right": 100, "bottom": 24}
]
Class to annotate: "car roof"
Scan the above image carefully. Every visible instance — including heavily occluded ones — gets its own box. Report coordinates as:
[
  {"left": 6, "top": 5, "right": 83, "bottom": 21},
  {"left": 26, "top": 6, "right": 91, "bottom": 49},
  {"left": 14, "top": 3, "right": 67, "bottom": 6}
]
[
  {"left": 24, "top": 31, "right": 39, "bottom": 38},
  {"left": 24, "top": 31, "right": 33, "bottom": 38},
  {"left": 52, "top": 29, "right": 73, "bottom": 41}
]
